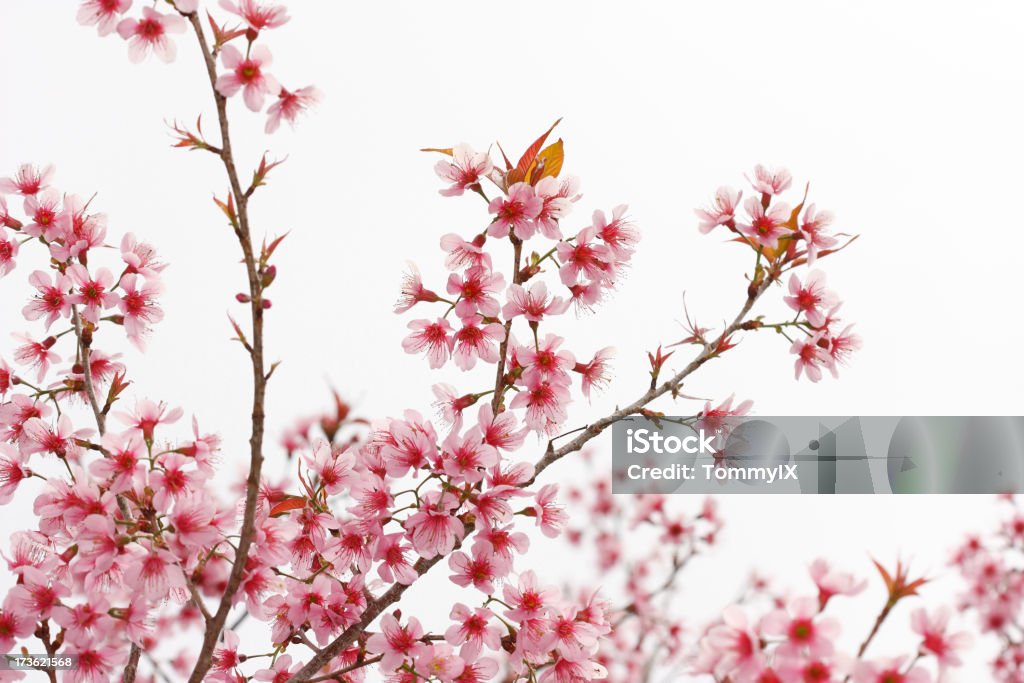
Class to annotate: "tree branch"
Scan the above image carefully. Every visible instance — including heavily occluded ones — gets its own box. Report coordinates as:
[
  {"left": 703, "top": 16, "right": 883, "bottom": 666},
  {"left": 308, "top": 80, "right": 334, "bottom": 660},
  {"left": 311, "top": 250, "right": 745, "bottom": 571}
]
[
  {"left": 527, "top": 276, "right": 773, "bottom": 485},
  {"left": 184, "top": 14, "right": 269, "bottom": 683}
]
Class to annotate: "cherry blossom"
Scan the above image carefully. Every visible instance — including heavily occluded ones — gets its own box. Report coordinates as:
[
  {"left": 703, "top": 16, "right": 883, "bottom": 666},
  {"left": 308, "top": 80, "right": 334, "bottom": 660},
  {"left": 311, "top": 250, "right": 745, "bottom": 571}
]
[
  {"left": 696, "top": 186, "right": 742, "bottom": 234},
  {"left": 220, "top": 0, "right": 291, "bottom": 31},
  {"left": 488, "top": 182, "right": 542, "bottom": 239},
  {"left": 217, "top": 45, "right": 281, "bottom": 112},
  {"left": 436, "top": 145, "right": 494, "bottom": 198},
  {"left": 116, "top": 7, "right": 187, "bottom": 63}
]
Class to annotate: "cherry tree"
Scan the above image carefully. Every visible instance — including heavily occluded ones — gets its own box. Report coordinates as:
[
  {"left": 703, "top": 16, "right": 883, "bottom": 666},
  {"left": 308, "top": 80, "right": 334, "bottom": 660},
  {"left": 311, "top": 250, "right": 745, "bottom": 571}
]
[{"left": 0, "top": 2, "right": 965, "bottom": 683}]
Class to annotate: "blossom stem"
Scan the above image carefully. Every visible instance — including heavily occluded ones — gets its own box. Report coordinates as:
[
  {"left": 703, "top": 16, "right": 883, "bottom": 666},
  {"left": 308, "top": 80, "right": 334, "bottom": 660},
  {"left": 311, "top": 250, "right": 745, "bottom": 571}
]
[
  {"left": 184, "top": 14, "right": 270, "bottom": 683},
  {"left": 490, "top": 236, "right": 523, "bottom": 412},
  {"left": 527, "top": 275, "right": 776, "bottom": 485},
  {"left": 71, "top": 305, "right": 145, "bottom": 683},
  {"left": 305, "top": 654, "right": 384, "bottom": 683}
]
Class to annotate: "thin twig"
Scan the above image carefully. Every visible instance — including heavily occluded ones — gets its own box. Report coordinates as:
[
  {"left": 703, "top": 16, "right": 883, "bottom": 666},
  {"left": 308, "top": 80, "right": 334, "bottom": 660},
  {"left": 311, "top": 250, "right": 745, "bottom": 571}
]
[{"left": 184, "top": 13, "right": 269, "bottom": 683}]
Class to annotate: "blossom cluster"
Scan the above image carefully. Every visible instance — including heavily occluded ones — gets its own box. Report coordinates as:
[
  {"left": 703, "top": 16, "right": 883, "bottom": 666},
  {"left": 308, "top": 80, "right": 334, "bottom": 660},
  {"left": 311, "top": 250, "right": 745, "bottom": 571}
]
[
  {"left": 695, "top": 166, "right": 861, "bottom": 382},
  {"left": 0, "top": 1, "right": 880, "bottom": 680},
  {"left": 955, "top": 496, "right": 1024, "bottom": 682},
  {"left": 692, "top": 562, "right": 968, "bottom": 683},
  {"left": 401, "top": 130, "right": 632, "bottom": 435},
  {"left": 78, "top": 0, "right": 318, "bottom": 133}
]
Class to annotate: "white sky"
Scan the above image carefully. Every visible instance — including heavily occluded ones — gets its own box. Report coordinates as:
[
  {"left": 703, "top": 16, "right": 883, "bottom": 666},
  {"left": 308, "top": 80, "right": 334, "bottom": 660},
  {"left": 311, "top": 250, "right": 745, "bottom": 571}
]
[{"left": 2, "top": 1, "right": 1023, "bottom": 680}]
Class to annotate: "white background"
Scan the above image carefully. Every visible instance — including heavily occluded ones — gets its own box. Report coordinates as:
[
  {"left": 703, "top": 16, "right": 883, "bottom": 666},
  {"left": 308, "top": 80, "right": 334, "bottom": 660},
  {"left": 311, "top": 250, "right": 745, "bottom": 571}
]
[{"left": 2, "top": 1, "right": 1023, "bottom": 680}]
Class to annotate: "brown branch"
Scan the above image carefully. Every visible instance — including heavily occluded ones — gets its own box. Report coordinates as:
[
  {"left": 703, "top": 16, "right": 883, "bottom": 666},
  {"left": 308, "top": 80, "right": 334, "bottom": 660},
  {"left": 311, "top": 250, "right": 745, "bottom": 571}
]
[
  {"left": 285, "top": 551, "right": 449, "bottom": 681},
  {"left": 184, "top": 14, "right": 268, "bottom": 683},
  {"left": 305, "top": 654, "right": 384, "bottom": 683},
  {"left": 490, "top": 236, "right": 523, "bottom": 412},
  {"left": 526, "top": 277, "right": 773, "bottom": 485},
  {"left": 71, "top": 307, "right": 143, "bottom": 683}
]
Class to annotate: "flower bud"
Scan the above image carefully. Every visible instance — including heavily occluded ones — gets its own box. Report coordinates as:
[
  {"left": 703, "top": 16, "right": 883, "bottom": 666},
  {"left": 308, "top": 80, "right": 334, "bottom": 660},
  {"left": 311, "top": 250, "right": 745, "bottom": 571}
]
[
  {"left": 261, "top": 264, "right": 277, "bottom": 288},
  {"left": 261, "top": 299, "right": 272, "bottom": 309},
  {"left": 236, "top": 293, "right": 251, "bottom": 303}
]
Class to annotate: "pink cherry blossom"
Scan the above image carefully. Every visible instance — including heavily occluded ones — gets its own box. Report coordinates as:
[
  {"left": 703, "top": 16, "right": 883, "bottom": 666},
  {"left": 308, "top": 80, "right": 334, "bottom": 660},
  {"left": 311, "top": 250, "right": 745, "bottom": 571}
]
[
  {"left": 784, "top": 270, "right": 838, "bottom": 328},
  {"left": 114, "top": 398, "right": 183, "bottom": 442},
  {"left": 12, "top": 332, "right": 60, "bottom": 381},
  {"left": 219, "top": 0, "right": 291, "bottom": 31},
  {"left": 89, "top": 432, "right": 145, "bottom": 494},
  {"left": 116, "top": 7, "right": 187, "bottom": 63},
  {"left": 6, "top": 566, "right": 70, "bottom": 620},
  {"left": 441, "top": 233, "right": 490, "bottom": 271},
  {"left": 394, "top": 263, "right": 440, "bottom": 313},
  {"left": 502, "top": 281, "right": 570, "bottom": 323},
  {"left": 452, "top": 315, "right": 505, "bottom": 371},
  {"left": 0, "top": 444, "right": 30, "bottom": 505},
  {"left": 216, "top": 45, "right": 280, "bottom": 112},
  {"left": 738, "top": 196, "right": 791, "bottom": 250},
  {"left": 448, "top": 546, "right": 505, "bottom": 594},
  {"left": 911, "top": 607, "right": 972, "bottom": 668},
  {"left": 402, "top": 317, "right": 453, "bottom": 369},
  {"left": 809, "top": 558, "right": 868, "bottom": 608},
  {"left": 64, "top": 630, "right": 126, "bottom": 683},
  {"left": 800, "top": 203, "right": 839, "bottom": 265},
  {"left": 446, "top": 603, "right": 502, "bottom": 661},
  {"left": 120, "top": 232, "right": 166, "bottom": 277},
  {"left": 22, "top": 414, "right": 91, "bottom": 461},
  {"left": 436, "top": 144, "right": 493, "bottom": 197},
  {"left": 533, "top": 175, "right": 580, "bottom": 239},
  {"left": 168, "top": 493, "right": 221, "bottom": 549},
  {"left": 488, "top": 182, "right": 542, "bottom": 239},
  {"left": 404, "top": 491, "right": 465, "bottom": 558},
  {"left": 791, "top": 335, "right": 828, "bottom": 382},
  {"left": 852, "top": 657, "right": 931, "bottom": 683},
  {"left": 825, "top": 325, "right": 862, "bottom": 377},
  {"left": 592, "top": 205, "right": 638, "bottom": 260},
  {"left": 265, "top": 85, "right": 321, "bottom": 133},
  {"left": 518, "top": 334, "right": 575, "bottom": 385},
  {"left": 0, "top": 605, "right": 34, "bottom": 652},
  {"left": 503, "top": 570, "right": 558, "bottom": 622},
  {"left": 67, "top": 264, "right": 119, "bottom": 324},
  {"left": 124, "top": 541, "right": 188, "bottom": 602},
  {"left": 22, "top": 189, "right": 63, "bottom": 239},
  {"left": 747, "top": 164, "right": 793, "bottom": 196},
  {"left": 447, "top": 267, "right": 505, "bottom": 319},
  {"left": 411, "top": 644, "right": 464, "bottom": 683},
  {"left": 477, "top": 402, "right": 527, "bottom": 451},
  {"left": 253, "top": 654, "right": 303, "bottom": 683},
  {"left": 22, "top": 270, "right": 72, "bottom": 330},
  {"left": 0, "top": 232, "right": 18, "bottom": 278},
  {"left": 77, "top": 0, "right": 132, "bottom": 36},
  {"left": 760, "top": 596, "right": 840, "bottom": 659},
  {"left": 509, "top": 377, "right": 570, "bottom": 433},
  {"left": 117, "top": 273, "right": 164, "bottom": 350},
  {"left": 533, "top": 484, "right": 568, "bottom": 538},
  {"left": 696, "top": 186, "right": 742, "bottom": 234},
  {"left": 440, "top": 426, "right": 499, "bottom": 483},
  {"left": 0, "top": 164, "right": 54, "bottom": 196},
  {"left": 366, "top": 614, "right": 429, "bottom": 671},
  {"left": 374, "top": 532, "right": 418, "bottom": 585},
  {"left": 557, "top": 227, "right": 615, "bottom": 286}
]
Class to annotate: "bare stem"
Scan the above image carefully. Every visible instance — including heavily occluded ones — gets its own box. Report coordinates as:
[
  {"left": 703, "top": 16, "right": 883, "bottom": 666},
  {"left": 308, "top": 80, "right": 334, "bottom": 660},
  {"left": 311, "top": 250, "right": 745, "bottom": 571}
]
[
  {"left": 527, "top": 276, "right": 774, "bottom": 485},
  {"left": 71, "top": 306, "right": 142, "bottom": 683},
  {"left": 185, "top": 14, "right": 268, "bottom": 683}
]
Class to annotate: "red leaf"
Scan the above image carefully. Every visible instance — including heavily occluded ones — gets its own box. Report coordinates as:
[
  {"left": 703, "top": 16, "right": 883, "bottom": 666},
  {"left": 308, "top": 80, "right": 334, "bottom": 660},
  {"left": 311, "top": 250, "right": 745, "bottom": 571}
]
[
  {"left": 507, "top": 118, "right": 562, "bottom": 185},
  {"left": 269, "top": 497, "right": 306, "bottom": 517}
]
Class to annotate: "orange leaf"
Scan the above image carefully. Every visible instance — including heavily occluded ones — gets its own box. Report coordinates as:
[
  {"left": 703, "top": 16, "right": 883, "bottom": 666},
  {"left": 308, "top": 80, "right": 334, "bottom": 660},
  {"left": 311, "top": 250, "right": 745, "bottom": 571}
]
[
  {"left": 420, "top": 147, "right": 453, "bottom": 156},
  {"left": 269, "top": 497, "right": 306, "bottom": 517},
  {"left": 507, "top": 118, "right": 562, "bottom": 185},
  {"left": 526, "top": 139, "right": 564, "bottom": 185}
]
